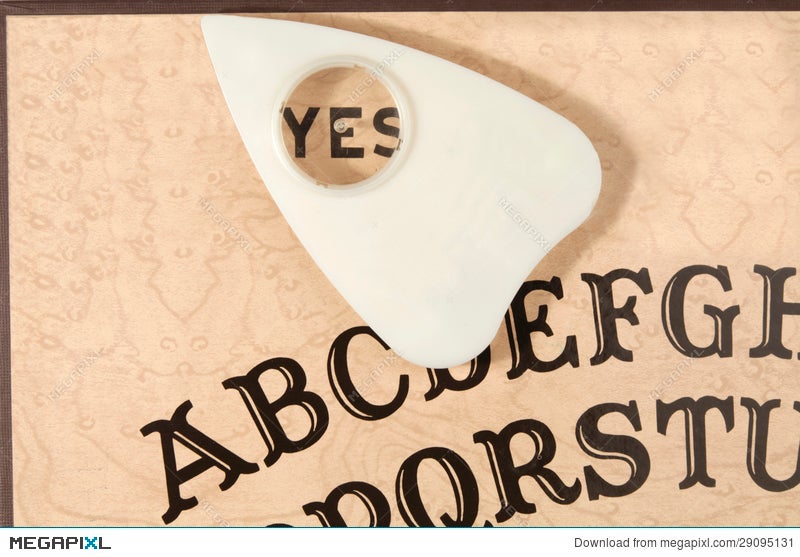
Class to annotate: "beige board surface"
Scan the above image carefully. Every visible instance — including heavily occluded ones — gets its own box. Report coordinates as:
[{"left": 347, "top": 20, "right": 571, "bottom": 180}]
[{"left": 7, "top": 12, "right": 800, "bottom": 526}]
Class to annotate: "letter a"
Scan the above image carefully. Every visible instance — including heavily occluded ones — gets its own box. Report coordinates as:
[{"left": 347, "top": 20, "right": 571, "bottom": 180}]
[{"left": 141, "top": 400, "right": 259, "bottom": 524}]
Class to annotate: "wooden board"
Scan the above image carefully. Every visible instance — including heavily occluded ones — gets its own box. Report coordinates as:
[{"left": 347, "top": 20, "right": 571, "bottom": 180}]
[{"left": 5, "top": 11, "right": 800, "bottom": 526}]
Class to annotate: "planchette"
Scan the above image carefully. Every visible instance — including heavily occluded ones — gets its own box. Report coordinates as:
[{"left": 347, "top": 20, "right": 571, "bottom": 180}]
[{"left": 201, "top": 15, "right": 601, "bottom": 368}]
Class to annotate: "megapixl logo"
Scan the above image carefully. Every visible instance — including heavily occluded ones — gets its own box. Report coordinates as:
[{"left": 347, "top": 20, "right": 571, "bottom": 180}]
[{"left": 9, "top": 536, "right": 111, "bottom": 550}]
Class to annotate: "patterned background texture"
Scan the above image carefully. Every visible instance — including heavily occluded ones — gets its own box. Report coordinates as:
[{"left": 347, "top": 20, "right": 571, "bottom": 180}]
[{"left": 7, "top": 12, "right": 800, "bottom": 525}]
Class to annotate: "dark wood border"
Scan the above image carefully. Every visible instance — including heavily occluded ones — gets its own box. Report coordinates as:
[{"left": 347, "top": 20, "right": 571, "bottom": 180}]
[
  {"left": 0, "top": 0, "right": 799, "bottom": 15},
  {"left": 1, "top": 0, "right": 798, "bottom": 528},
  {"left": 1, "top": 10, "right": 11, "bottom": 528}
]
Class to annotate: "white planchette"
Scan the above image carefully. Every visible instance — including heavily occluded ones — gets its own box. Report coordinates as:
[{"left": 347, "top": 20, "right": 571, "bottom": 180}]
[{"left": 201, "top": 15, "right": 601, "bottom": 369}]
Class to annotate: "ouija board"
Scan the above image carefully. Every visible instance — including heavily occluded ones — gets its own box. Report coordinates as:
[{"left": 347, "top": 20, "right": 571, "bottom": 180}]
[{"left": 2, "top": 4, "right": 800, "bottom": 527}]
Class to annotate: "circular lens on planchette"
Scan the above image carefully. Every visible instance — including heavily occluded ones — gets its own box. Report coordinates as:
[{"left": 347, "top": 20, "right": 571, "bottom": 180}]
[{"left": 280, "top": 64, "right": 402, "bottom": 188}]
